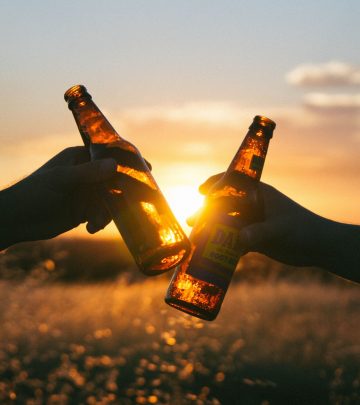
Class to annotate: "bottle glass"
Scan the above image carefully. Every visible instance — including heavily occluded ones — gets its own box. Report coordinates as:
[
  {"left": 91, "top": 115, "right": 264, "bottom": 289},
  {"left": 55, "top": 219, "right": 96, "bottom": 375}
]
[
  {"left": 165, "top": 116, "right": 275, "bottom": 319},
  {"left": 65, "top": 85, "right": 190, "bottom": 275}
]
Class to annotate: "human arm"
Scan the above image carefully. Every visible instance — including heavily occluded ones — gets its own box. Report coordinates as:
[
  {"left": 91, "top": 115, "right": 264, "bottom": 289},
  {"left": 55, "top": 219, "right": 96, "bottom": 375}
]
[
  {"left": 199, "top": 174, "right": 360, "bottom": 283},
  {"left": 0, "top": 146, "right": 117, "bottom": 250}
]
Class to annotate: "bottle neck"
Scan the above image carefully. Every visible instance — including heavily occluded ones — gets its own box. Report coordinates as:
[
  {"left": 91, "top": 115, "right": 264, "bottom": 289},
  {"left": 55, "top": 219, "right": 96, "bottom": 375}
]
[
  {"left": 225, "top": 127, "right": 272, "bottom": 181},
  {"left": 68, "top": 95, "right": 122, "bottom": 145}
]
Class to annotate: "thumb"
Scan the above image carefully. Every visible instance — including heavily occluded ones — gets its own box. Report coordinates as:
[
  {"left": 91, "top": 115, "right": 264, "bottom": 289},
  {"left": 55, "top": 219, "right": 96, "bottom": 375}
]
[
  {"left": 51, "top": 158, "right": 117, "bottom": 190},
  {"left": 199, "top": 173, "right": 224, "bottom": 195}
]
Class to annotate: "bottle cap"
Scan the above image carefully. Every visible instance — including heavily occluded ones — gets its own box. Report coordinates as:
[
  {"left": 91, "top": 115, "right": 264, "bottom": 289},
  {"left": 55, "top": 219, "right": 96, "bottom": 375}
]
[
  {"left": 64, "top": 85, "right": 91, "bottom": 105},
  {"left": 250, "top": 115, "right": 276, "bottom": 138}
]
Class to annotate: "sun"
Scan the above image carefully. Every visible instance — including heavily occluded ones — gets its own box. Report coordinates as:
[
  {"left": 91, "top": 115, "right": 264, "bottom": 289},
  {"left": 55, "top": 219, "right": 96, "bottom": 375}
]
[{"left": 164, "top": 185, "right": 205, "bottom": 234}]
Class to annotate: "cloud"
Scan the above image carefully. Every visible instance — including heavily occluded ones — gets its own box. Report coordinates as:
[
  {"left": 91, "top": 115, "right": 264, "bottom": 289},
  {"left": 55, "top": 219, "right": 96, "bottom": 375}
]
[
  {"left": 286, "top": 61, "right": 360, "bottom": 87},
  {"left": 119, "top": 102, "right": 247, "bottom": 128},
  {"left": 303, "top": 92, "right": 360, "bottom": 112}
]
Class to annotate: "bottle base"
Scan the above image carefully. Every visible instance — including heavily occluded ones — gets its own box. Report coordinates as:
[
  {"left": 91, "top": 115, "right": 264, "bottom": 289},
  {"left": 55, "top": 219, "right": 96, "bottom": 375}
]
[
  {"left": 139, "top": 247, "right": 189, "bottom": 276},
  {"left": 164, "top": 297, "right": 219, "bottom": 321}
]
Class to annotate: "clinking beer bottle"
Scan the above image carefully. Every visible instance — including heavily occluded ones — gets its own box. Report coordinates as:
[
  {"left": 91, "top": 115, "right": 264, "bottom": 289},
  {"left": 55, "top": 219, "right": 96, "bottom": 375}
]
[
  {"left": 165, "top": 116, "right": 276, "bottom": 320},
  {"left": 64, "top": 85, "right": 190, "bottom": 275}
]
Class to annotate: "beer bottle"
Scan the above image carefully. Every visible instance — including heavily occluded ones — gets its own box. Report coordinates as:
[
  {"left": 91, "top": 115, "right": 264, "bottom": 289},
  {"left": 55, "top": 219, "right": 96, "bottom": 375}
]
[
  {"left": 165, "top": 116, "right": 276, "bottom": 320},
  {"left": 64, "top": 85, "right": 190, "bottom": 275}
]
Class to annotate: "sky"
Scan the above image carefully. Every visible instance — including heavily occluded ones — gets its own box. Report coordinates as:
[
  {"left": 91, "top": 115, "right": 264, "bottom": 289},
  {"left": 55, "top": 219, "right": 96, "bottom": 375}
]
[{"left": 1, "top": 0, "right": 359, "bottom": 237}]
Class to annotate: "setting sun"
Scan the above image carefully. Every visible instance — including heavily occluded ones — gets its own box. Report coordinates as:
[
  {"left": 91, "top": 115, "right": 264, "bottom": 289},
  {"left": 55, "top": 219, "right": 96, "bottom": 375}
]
[{"left": 164, "top": 185, "right": 204, "bottom": 234}]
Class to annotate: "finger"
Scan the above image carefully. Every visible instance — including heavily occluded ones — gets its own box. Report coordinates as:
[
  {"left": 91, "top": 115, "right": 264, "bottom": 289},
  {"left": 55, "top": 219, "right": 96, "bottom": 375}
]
[
  {"left": 186, "top": 214, "right": 197, "bottom": 227},
  {"left": 86, "top": 213, "right": 112, "bottom": 234},
  {"left": 186, "top": 207, "right": 204, "bottom": 227},
  {"left": 33, "top": 146, "right": 90, "bottom": 174},
  {"left": 108, "top": 172, "right": 159, "bottom": 203},
  {"left": 86, "top": 195, "right": 111, "bottom": 233},
  {"left": 239, "top": 223, "right": 267, "bottom": 250},
  {"left": 144, "top": 159, "right": 152, "bottom": 171},
  {"left": 52, "top": 158, "right": 117, "bottom": 191},
  {"left": 198, "top": 173, "right": 224, "bottom": 195},
  {"left": 239, "top": 219, "right": 288, "bottom": 251}
]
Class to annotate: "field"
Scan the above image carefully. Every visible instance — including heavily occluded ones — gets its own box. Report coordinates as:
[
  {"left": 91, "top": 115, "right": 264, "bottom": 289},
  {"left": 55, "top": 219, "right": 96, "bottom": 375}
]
[{"left": 0, "top": 239, "right": 359, "bottom": 405}]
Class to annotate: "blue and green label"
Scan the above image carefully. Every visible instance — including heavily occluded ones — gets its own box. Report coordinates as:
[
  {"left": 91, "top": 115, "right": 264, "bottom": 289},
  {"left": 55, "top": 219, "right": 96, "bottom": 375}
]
[{"left": 187, "top": 215, "right": 245, "bottom": 290}]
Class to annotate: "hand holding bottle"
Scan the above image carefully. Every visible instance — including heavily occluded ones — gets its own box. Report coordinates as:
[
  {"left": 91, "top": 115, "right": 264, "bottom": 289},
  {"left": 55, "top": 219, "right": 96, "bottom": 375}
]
[
  {"left": 65, "top": 85, "right": 190, "bottom": 274},
  {"left": 199, "top": 174, "right": 360, "bottom": 283},
  {"left": 0, "top": 146, "right": 117, "bottom": 250},
  {"left": 165, "top": 116, "right": 276, "bottom": 320}
]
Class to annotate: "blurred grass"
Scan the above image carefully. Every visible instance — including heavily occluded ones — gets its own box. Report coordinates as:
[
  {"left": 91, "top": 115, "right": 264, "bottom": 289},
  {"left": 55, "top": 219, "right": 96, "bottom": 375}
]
[
  {"left": 0, "top": 238, "right": 342, "bottom": 285},
  {"left": 0, "top": 238, "right": 359, "bottom": 404}
]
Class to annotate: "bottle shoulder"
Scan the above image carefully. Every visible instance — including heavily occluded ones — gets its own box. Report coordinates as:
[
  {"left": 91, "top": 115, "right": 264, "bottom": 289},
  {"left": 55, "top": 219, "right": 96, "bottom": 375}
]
[
  {"left": 107, "top": 140, "right": 139, "bottom": 154},
  {"left": 90, "top": 140, "right": 139, "bottom": 155}
]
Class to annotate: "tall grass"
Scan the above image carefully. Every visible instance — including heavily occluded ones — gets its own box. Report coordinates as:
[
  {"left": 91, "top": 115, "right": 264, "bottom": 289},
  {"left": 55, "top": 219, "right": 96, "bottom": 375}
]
[
  {"left": 0, "top": 276, "right": 358, "bottom": 404},
  {"left": 0, "top": 239, "right": 358, "bottom": 404}
]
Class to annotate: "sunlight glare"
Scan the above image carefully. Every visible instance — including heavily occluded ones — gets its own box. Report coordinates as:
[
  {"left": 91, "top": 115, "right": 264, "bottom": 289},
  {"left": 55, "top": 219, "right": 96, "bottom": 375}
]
[{"left": 165, "top": 185, "right": 204, "bottom": 234}]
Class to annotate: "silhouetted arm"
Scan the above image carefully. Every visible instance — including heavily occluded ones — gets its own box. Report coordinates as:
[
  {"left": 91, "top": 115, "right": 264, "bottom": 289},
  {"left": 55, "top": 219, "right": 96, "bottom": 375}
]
[{"left": 0, "top": 147, "right": 117, "bottom": 250}]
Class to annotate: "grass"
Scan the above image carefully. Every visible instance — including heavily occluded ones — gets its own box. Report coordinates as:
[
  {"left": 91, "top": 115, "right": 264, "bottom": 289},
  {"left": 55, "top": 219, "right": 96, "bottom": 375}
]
[{"left": 0, "top": 239, "right": 359, "bottom": 404}]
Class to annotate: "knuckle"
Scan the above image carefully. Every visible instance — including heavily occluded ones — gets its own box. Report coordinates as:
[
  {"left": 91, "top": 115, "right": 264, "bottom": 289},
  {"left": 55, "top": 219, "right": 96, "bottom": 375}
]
[
  {"left": 260, "top": 182, "right": 277, "bottom": 195},
  {"left": 67, "top": 145, "right": 84, "bottom": 153},
  {"left": 62, "top": 146, "right": 86, "bottom": 159}
]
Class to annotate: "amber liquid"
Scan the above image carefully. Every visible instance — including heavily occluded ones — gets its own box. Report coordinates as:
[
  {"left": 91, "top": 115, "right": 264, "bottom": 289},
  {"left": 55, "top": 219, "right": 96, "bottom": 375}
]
[
  {"left": 165, "top": 217, "right": 233, "bottom": 321},
  {"left": 91, "top": 144, "right": 190, "bottom": 275},
  {"left": 165, "top": 258, "right": 225, "bottom": 321}
]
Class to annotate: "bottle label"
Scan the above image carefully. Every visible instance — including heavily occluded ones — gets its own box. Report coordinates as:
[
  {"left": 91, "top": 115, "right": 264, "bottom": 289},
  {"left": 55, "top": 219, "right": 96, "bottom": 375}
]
[
  {"left": 187, "top": 215, "right": 245, "bottom": 290},
  {"left": 202, "top": 223, "right": 242, "bottom": 269},
  {"left": 250, "top": 155, "right": 264, "bottom": 171}
]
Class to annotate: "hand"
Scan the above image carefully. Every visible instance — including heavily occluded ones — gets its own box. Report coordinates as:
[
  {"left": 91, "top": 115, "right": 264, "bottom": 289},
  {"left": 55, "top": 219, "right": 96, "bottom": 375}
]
[
  {"left": 0, "top": 147, "right": 117, "bottom": 250},
  {"left": 198, "top": 173, "right": 360, "bottom": 283}
]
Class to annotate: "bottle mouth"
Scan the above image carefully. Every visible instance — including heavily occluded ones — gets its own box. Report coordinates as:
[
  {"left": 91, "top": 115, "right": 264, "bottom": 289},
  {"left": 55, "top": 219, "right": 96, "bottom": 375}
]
[
  {"left": 250, "top": 115, "right": 276, "bottom": 138},
  {"left": 64, "top": 84, "right": 90, "bottom": 103},
  {"left": 253, "top": 115, "right": 276, "bottom": 129}
]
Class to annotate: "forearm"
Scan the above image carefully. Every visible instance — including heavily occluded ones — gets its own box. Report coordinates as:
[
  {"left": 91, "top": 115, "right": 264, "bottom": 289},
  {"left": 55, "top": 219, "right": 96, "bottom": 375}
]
[
  {"left": 316, "top": 219, "right": 360, "bottom": 283},
  {"left": 0, "top": 186, "right": 24, "bottom": 250},
  {"left": 0, "top": 227, "right": 21, "bottom": 251}
]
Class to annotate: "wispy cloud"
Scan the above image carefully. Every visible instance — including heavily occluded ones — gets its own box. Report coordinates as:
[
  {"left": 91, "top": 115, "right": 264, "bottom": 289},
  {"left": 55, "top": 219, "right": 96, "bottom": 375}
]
[
  {"left": 286, "top": 61, "right": 360, "bottom": 87},
  {"left": 304, "top": 92, "right": 360, "bottom": 111},
  {"left": 119, "top": 102, "right": 247, "bottom": 128}
]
